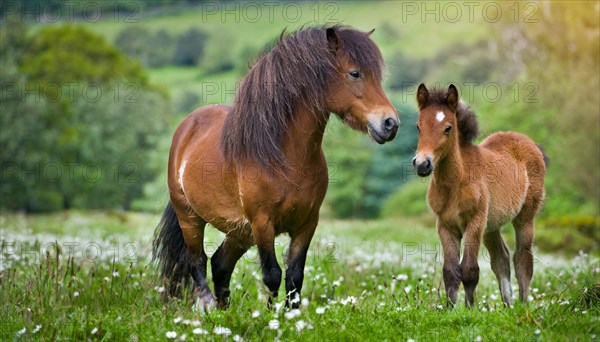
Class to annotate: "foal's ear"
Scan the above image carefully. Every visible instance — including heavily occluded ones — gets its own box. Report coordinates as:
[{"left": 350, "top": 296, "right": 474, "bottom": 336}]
[
  {"left": 326, "top": 27, "right": 340, "bottom": 52},
  {"left": 417, "top": 83, "right": 429, "bottom": 108},
  {"left": 447, "top": 84, "right": 459, "bottom": 112},
  {"left": 367, "top": 28, "right": 375, "bottom": 36}
]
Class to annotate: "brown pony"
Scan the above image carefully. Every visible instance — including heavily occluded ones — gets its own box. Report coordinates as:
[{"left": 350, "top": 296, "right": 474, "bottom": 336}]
[
  {"left": 413, "top": 84, "right": 547, "bottom": 307},
  {"left": 153, "top": 25, "right": 399, "bottom": 310}
]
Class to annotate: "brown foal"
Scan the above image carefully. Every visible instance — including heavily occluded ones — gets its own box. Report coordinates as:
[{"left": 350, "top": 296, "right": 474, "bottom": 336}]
[
  {"left": 153, "top": 25, "right": 399, "bottom": 310},
  {"left": 413, "top": 84, "right": 547, "bottom": 307}
]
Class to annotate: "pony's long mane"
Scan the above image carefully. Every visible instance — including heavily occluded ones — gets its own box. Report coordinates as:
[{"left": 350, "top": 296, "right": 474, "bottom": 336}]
[
  {"left": 221, "top": 25, "right": 384, "bottom": 170},
  {"left": 424, "top": 88, "right": 479, "bottom": 144}
]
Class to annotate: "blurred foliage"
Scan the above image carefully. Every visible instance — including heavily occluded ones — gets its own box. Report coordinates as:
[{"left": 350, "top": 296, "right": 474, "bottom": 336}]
[
  {"left": 115, "top": 27, "right": 177, "bottom": 68},
  {"left": 494, "top": 1, "right": 600, "bottom": 217},
  {"left": 322, "top": 119, "right": 373, "bottom": 218},
  {"left": 323, "top": 105, "right": 418, "bottom": 218},
  {"left": 21, "top": 25, "right": 148, "bottom": 87},
  {"left": 172, "top": 27, "right": 207, "bottom": 67},
  {"left": 0, "top": 22, "right": 170, "bottom": 211},
  {"left": 202, "top": 29, "right": 235, "bottom": 75},
  {"left": 387, "top": 52, "right": 427, "bottom": 91},
  {"left": 536, "top": 215, "right": 600, "bottom": 255},
  {"left": 380, "top": 178, "right": 430, "bottom": 219},
  {"left": 361, "top": 105, "right": 419, "bottom": 217},
  {"left": 1, "top": 2, "right": 598, "bottom": 227}
]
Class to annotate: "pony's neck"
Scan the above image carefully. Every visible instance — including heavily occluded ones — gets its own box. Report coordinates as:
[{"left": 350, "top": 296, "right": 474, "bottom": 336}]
[
  {"left": 432, "top": 139, "right": 465, "bottom": 186},
  {"left": 283, "top": 102, "right": 329, "bottom": 166}
]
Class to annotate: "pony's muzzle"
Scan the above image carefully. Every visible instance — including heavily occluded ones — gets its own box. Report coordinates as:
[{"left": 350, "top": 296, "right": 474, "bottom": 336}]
[
  {"left": 414, "top": 155, "right": 433, "bottom": 177},
  {"left": 368, "top": 115, "right": 399, "bottom": 144}
]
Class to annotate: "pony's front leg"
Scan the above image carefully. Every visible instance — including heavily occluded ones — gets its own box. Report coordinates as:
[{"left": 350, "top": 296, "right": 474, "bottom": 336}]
[
  {"left": 438, "top": 221, "right": 462, "bottom": 307},
  {"left": 461, "top": 213, "right": 485, "bottom": 308},
  {"left": 285, "top": 221, "right": 317, "bottom": 309},
  {"left": 252, "top": 215, "right": 282, "bottom": 307}
]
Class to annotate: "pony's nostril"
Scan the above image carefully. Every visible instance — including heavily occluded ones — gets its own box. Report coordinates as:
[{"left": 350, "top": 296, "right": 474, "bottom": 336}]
[
  {"left": 426, "top": 159, "right": 432, "bottom": 169},
  {"left": 384, "top": 118, "right": 397, "bottom": 132},
  {"left": 412, "top": 157, "right": 417, "bottom": 166}
]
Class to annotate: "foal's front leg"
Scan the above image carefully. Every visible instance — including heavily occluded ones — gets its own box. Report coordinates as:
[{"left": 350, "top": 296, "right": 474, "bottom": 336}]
[
  {"left": 252, "top": 215, "right": 282, "bottom": 307},
  {"left": 438, "top": 221, "right": 462, "bottom": 307},
  {"left": 461, "top": 213, "right": 485, "bottom": 307}
]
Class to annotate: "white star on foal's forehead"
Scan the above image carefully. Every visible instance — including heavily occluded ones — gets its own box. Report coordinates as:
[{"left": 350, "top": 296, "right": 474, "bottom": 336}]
[{"left": 436, "top": 111, "right": 445, "bottom": 122}]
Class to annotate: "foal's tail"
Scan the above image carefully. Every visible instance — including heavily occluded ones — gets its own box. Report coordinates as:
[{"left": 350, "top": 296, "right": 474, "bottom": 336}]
[
  {"left": 152, "top": 201, "right": 192, "bottom": 296},
  {"left": 536, "top": 144, "right": 550, "bottom": 168}
]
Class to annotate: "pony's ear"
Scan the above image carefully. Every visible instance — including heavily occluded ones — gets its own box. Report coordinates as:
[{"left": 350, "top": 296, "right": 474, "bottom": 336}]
[
  {"left": 367, "top": 28, "right": 375, "bottom": 36},
  {"left": 447, "top": 84, "right": 459, "bottom": 111},
  {"left": 417, "top": 83, "right": 429, "bottom": 108},
  {"left": 326, "top": 27, "right": 340, "bottom": 52}
]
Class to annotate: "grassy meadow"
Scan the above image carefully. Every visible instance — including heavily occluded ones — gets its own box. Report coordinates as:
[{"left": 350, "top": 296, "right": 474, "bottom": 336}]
[{"left": 1, "top": 211, "right": 599, "bottom": 340}]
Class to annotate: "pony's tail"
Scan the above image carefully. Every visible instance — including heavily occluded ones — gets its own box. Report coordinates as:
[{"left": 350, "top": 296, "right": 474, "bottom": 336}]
[
  {"left": 152, "top": 201, "right": 191, "bottom": 297},
  {"left": 536, "top": 144, "right": 550, "bottom": 168}
]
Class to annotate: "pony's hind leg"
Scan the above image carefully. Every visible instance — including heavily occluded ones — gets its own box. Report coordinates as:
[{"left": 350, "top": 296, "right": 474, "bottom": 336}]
[
  {"left": 211, "top": 236, "right": 250, "bottom": 308},
  {"left": 512, "top": 216, "right": 535, "bottom": 302},
  {"left": 177, "top": 212, "right": 215, "bottom": 310},
  {"left": 512, "top": 186, "right": 543, "bottom": 302},
  {"left": 483, "top": 229, "right": 513, "bottom": 306},
  {"left": 153, "top": 201, "right": 214, "bottom": 309}
]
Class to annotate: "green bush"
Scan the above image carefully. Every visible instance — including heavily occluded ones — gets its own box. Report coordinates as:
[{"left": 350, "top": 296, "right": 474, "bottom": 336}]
[
  {"left": 173, "top": 27, "right": 207, "bottom": 66},
  {"left": 380, "top": 178, "right": 430, "bottom": 218},
  {"left": 535, "top": 215, "right": 600, "bottom": 255}
]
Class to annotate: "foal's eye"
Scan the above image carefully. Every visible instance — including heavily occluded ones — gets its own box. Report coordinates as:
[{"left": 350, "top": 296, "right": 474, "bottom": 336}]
[
  {"left": 444, "top": 125, "right": 453, "bottom": 134},
  {"left": 348, "top": 70, "right": 361, "bottom": 79},
  {"left": 416, "top": 124, "right": 420, "bottom": 132}
]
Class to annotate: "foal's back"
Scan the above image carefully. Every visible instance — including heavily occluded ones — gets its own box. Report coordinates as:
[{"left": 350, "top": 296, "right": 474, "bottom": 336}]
[{"left": 476, "top": 131, "right": 547, "bottom": 228}]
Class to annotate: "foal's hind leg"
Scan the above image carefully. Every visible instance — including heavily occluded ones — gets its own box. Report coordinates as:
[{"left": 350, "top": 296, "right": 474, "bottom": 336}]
[
  {"left": 512, "top": 214, "right": 537, "bottom": 302},
  {"left": 483, "top": 229, "right": 513, "bottom": 306},
  {"left": 211, "top": 236, "right": 250, "bottom": 308},
  {"left": 512, "top": 186, "right": 543, "bottom": 302}
]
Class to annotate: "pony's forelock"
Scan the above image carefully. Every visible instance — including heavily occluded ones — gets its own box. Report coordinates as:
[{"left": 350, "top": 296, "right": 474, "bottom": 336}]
[{"left": 421, "top": 87, "right": 479, "bottom": 144}]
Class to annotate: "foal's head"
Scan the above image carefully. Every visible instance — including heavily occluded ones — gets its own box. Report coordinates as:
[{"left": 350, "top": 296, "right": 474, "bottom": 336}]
[
  {"left": 324, "top": 27, "right": 399, "bottom": 143},
  {"left": 413, "top": 84, "right": 479, "bottom": 177}
]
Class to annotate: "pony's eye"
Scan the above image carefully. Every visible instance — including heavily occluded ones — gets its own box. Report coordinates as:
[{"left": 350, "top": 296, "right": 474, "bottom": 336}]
[
  {"left": 444, "top": 125, "right": 453, "bottom": 134},
  {"left": 416, "top": 124, "right": 420, "bottom": 132},
  {"left": 348, "top": 70, "right": 361, "bottom": 79}
]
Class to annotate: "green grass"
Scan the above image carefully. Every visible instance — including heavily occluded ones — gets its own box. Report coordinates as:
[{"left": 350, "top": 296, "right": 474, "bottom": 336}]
[{"left": 1, "top": 211, "right": 599, "bottom": 340}]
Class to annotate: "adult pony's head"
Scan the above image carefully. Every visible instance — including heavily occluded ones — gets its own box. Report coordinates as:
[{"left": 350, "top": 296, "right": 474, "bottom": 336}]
[
  {"left": 413, "top": 84, "right": 479, "bottom": 177},
  {"left": 322, "top": 27, "right": 399, "bottom": 143},
  {"left": 222, "top": 25, "right": 399, "bottom": 170}
]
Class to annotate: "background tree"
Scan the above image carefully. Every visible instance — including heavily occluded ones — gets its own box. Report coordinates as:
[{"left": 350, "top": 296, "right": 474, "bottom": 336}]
[
  {"left": 172, "top": 27, "right": 207, "bottom": 66},
  {"left": 361, "top": 104, "right": 419, "bottom": 217},
  {"left": 494, "top": 2, "right": 600, "bottom": 216},
  {"left": 322, "top": 120, "right": 373, "bottom": 218},
  {"left": 0, "top": 24, "right": 170, "bottom": 211}
]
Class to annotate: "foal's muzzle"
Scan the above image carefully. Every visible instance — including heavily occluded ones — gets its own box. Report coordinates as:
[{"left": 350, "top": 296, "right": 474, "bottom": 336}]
[
  {"left": 413, "top": 156, "right": 433, "bottom": 177},
  {"left": 368, "top": 116, "right": 399, "bottom": 144}
]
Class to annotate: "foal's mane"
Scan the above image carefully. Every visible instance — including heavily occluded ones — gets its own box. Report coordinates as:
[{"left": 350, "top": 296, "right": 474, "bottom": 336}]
[
  {"left": 221, "top": 25, "right": 384, "bottom": 170},
  {"left": 424, "top": 88, "right": 479, "bottom": 144}
]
